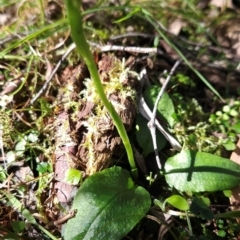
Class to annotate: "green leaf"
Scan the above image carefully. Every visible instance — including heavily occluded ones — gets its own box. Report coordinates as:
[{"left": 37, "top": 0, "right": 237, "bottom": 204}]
[
  {"left": 231, "top": 121, "right": 240, "bottom": 133},
  {"left": 27, "top": 132, "right": 39, "bottom": 143},
  {"left": 153, "top": 199, "right": 164, "bottom": 211},
  {"left": 164, "top": 195, "right": 189, "bottom": 211},
  {"left": 10, "top": 221, "right": 26, "bottom": 233},
  {"left": 4, "top": 192, "right": 37, "bottom": 225},
  {"left": 143, "top": 85, "right": 175, "bottom": 127},
  {"left": 0, "top": 165, "right": 6, "bottom": 180},
  {"left": 223, "top": 190, "right": 232, "bottom": 198},
  {"left": 215, "top": 210, "right": 240, "bottom": 219},
  {"left": 216, "top": 230, "right": 226, "bottom": 237},
  {"left": 3, "top": 233, "right": 20, "bottom": 240},
  {"left": 21, "top": 209, "right": 37, "bottom": 225},
  {"left": 63, "top": 167, "right": 151, "bottom": 240},
  {"left": 153, "top": 36, "right": 160, "bottom": 48},
  {"left": 190, "top": 197, "right": 214, "bottom": 220},
  {"left": 200, "top": 196, "right": 211, "bottom": 207},
  {"left": 6, "top": 151, "right": 15, "bottom": 164},
  {"left": 4, "top": 187, "right": 57, "bottom": 239},
  {"left": 222, "top": 140, "right": 236, "bottom": 151},
  {"left": 114, "top": 7, "right": 141, "bottom": 23},
  {"left": 136, "top": 114, "right": 166, "bottom": 156},
  {"left": 164, "top": 150, "right": 240, "bottom": 192},
  {"left": 15, "top": 139, "right": 26, "bottom": 157},
  {"left": 37, "top": 162, "right": 51, "bottom": 174},
  {"left": 65, "top": 169, "right": 82, "bottom": 185},
  {"left": 38, "top": 98, "right": 51, "bottom": 117}
]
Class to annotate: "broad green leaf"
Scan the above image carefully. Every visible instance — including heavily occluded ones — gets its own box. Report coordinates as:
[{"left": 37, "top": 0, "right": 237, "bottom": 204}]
[
  {"left": 164, "top": 195, "right": 189, "bottom": 211},
  {"left": 164, "top": 150, "right": 240, "bottom": 192},
  {"left": 143, "top": 85, "right": 175, "bottom": 127},
  {"left": 136, "top": 114, "right": 166, "bottom": 156},
  {"left": 64, "top": 167, "right": 151, "bottom": 240},
  {"left": 190, "top": 197, "right": 214, "bottom": 220}
]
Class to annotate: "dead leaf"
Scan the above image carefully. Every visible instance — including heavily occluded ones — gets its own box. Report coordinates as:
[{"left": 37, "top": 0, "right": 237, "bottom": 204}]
[
  {"left": 0, "top": 13, "right": 10, "bottom": 26},
  {"left": 168, "top": 19, "right": 186, "bottom": 36},
  {"left": 0, "top": 77, "right": 23, "bottom": 95},
  {"left": 210, "top": 0, "right": 233, "bottom": 9},
  {"left": 214, "top": 18, "right": 240, "bottom": 56},
  {"left": 160, "top": 40, "right": 179, "bottom": 59}
]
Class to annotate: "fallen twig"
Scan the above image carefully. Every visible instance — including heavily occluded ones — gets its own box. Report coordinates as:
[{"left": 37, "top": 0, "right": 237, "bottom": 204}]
[
  {"left": 138, "top": 67, "right": 181, "bottom": 170},
  {"left": 149, "top": 60, "right": 182, "bottom": 169}
]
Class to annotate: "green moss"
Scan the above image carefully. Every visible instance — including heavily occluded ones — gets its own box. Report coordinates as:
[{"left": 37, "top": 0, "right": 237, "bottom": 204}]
[
  {"left": 79, "top": 55, "right": 139, "bottom": 173},
  {"left": 0, "top": 110, "right": 13, "bottom": 148},
  {"left": 173, "top": 98, "right": 222, "bottom": 154}
]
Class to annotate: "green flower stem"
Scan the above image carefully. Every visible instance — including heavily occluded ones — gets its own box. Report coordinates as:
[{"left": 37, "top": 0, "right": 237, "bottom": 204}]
[{"left": 64, "top": 0, "right": 137, "bottom": 178}]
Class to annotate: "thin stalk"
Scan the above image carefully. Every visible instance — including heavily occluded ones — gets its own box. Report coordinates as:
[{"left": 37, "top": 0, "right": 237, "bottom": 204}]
[
  {"left": 11, "top": 55, "right": 34, "bottom": 96},
  {"left": 37, "top": 224, "right": 58, "bottom": 240},
  {"left": 38, "top": 0, "right": 45, "bottom": 25},
  {"left": 186, "top": 211, "right": 193, "bottom": 236},
  {"left": 64, "top": 0, "right": 137, "bottom": 178}
]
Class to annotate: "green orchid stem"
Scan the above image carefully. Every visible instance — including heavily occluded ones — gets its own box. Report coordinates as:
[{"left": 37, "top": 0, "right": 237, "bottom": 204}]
[
  {"left": 37, "top": 224, "right": 58, "bottom": 240},
  {"left": 64, "top": 0, "right": 137, "bottom": 179}
]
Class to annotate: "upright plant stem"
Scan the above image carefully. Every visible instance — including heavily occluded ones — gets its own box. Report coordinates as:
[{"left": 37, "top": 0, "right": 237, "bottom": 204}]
[
  {"left": 38, "top": 0, "right": 45, "bottom": 25},
  {"left": 64, "top": 0, "right": 137, "bottom": 178}
]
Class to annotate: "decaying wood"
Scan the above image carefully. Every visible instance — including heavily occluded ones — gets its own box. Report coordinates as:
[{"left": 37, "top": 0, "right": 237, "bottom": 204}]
[
  {"left": 53, "top": 65, "right": 84, "bottom": 204},
  {"left": 54, "top": 111, "right": 78, "bottom": 203},
  {"left": 76, "top": 54, "right": 139, "bottom": 175},
  {"left": 53, "top": 55, "right": 139, "bottom": 201}
]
